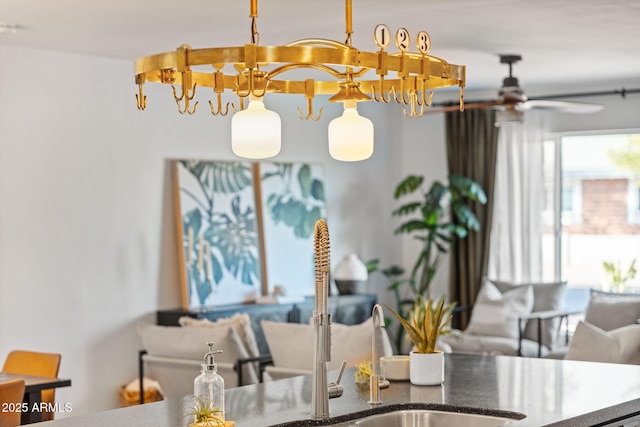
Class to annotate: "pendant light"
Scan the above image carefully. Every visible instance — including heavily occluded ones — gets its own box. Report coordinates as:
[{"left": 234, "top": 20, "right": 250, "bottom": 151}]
[
  {"left": 328, "top": 101, "right": 374, "bottom": 161},
  {"left": 231, "top": 96, "right": 281, "bottom": 159}
]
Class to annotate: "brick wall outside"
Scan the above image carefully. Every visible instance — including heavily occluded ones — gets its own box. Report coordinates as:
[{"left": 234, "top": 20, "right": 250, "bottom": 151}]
[{"left": 564, "top": 178, "right": 640, "bottom": 235}]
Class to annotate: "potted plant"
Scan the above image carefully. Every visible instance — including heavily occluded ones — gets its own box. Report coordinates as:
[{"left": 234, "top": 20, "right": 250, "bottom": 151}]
[
  {"left": 183, "top": 395, "right": 228, "bottom": 427},
  {"left": 385, "top": 295, "right": 456, "bottom": 386},
  {"left": 354, "top": 359, "right": 373, "bottom": 390},
  {"left": 369, "top": 174, "right": 485, "bottom": 353},
  {"left": 602, "top": 259, "right": 637, "bottom": 293},
  {"left": 393, "top": 174, "right": 487, "bottom": 298}
]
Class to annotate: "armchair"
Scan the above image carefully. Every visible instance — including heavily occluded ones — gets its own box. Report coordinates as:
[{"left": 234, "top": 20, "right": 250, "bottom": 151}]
[
  {"left": 517, "top": 309, "right": 580, "bottom": 357},
  {"left": 0, "top": 379, "right": 25, "bottom": 427},
  {"left": 551, "top": 289, "right": 640, "bottom": 364},
  {"left": 441, "top": 278, "right": 568, "bottom": 357}
]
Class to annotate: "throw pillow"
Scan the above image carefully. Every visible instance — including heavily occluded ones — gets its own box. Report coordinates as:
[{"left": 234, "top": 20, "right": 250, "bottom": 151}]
[
  {"left": 491, "top": 279, "right": 567, "bottom": 348},
  {"left": 178, "top": 313, "right": 260, "bottom": 357},
  {"left": 261, "top": 318, "right": 393, "bottom": 372},
  {"left": 466, "top": 279, "right": 534, "bottom": 339},
  {"left": 584, "top": 290, "right": 640, "bottom": 331},
  {"left": 565, "top": 321, "right": 640, "bottom": 365}
]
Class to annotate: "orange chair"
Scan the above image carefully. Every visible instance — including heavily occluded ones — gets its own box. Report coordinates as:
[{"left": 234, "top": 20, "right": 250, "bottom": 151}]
[
  {"left": 0, "top": 379, "right": 25, "bottom": 427},
  {"left": 2, "top": 350, "right": 61, "bottom": 421}
]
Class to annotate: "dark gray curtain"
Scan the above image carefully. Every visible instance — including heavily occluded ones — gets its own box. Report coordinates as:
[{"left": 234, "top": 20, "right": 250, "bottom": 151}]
[{"left": 445, "top": 109, "right": 499, "bottom": 329}]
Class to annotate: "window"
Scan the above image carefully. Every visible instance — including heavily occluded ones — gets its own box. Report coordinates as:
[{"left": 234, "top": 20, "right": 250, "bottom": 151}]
[
  {"left": 561, "top": 186, "right": 574, "bottom": 212},
  {"left": 543, "top": 131, "right": 640, "bottom": 291}
]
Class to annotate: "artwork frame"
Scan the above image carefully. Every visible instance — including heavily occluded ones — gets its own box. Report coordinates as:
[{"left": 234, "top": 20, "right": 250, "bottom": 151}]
[
  {"left": 173, "top": 160, "right": 263, "bottom": 308},
  {"left": 258, "top": 162, "right": 327, "bottom": 298},
  {"left": 173, "top": 159, "right": 327, "bottom": 309}
]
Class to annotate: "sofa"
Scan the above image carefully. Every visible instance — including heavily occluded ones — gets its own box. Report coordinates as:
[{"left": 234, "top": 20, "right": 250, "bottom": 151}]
[
  {"left": 137, "top": 313, "right": 266, "bottom": 400},
  {"left": 261, "top": 317, "right": 393, "bottom": 380},
  {"left": 136, "top": 311, "right": 394, "bottom": 400}
]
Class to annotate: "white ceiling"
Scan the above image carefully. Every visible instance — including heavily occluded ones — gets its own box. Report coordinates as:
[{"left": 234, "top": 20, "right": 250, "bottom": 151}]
[{"left": 1, "top": 0, "right": 639, "bottom": 97}]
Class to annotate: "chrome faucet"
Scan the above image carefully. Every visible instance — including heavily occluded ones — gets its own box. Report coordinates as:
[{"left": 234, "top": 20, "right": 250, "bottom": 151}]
[
  {"left": 310, "top": 219, "right": 344, "bottom": 420},
  {"left": 369, "top": 304, "right": 390, "bottom": 405}
]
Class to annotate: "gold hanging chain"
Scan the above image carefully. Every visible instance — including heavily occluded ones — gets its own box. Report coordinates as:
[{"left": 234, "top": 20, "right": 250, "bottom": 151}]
[
  {"left": 250, "top": 0, "right": 259, "bottom": 45},
  {"left": 345, "top": 0, "right": 353, "bottom": 46}
]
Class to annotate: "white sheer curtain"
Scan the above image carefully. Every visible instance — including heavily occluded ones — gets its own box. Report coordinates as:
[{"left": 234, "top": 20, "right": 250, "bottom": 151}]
[{"left": 487, "top": 112, "right": 546, "bottom": 282}]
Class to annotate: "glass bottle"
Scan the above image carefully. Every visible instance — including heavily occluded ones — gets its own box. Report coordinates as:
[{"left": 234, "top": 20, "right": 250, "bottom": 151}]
[{"left": 193, "top": 342, "right": 225, "bottom": 421}]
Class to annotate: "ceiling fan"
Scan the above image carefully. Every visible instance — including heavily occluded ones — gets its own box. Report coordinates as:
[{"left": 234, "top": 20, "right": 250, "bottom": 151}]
[{"left": 428, "top": 54, "right": 604, "bottom": 125}]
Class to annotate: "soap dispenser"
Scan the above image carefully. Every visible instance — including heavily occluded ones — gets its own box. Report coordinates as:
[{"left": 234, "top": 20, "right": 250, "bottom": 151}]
[{"left": 194, "top": 341, "right": 225, "bottom": 421}]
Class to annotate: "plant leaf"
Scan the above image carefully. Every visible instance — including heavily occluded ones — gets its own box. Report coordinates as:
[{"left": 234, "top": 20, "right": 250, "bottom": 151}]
[
  {"left": 381, "top": 265, "right": 405, "bottom": 277},
  {"left": 392, "top": 202, "right": 422, "bottom": 217},
  {"left": 394, "top": 220, "right": 428, "bottom": 235},
  {"left": 448, "top": 174, "right": 487, "bottom": 203},
  {"left": 452, "top": 203, "right": 480, "bottom": 231},
  {"left": 365, "top": 259, "right": 380, "bottom": 273},
  {"left": 311, "top": 178, "right": 325, "bottom": 201},
  {"left": 297, "top": 164, "right": 312, "bottom": 199},
  {"left": 394, "top": 175, "right": 423, "bottom": 199}
]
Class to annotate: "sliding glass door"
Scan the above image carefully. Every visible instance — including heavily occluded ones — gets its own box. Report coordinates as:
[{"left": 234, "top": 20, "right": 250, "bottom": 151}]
[{"left": 543, "top": 131, "right": 640, "bottom": 293}]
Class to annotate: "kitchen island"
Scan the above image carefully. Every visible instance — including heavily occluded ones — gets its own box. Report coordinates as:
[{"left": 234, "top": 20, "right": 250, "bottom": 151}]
[{"left": 38, "top": 354, "right": 640, "bottom": 426}]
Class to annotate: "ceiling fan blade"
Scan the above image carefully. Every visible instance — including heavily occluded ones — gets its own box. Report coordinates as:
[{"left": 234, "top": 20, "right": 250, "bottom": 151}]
[
  {"left": 425, "top": 100, "right": 504, "bottom": 114},
  {"left": 501, "top": 91, "right": 527, "bottom": 103},
  {"left": 519, "top": 99, "right": 604, "bottom": 113}
]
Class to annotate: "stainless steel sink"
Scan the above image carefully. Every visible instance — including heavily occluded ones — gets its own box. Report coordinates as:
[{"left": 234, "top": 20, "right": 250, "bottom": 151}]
[{"left": 331, "top": 409, "right": 517, "bottom": 426}]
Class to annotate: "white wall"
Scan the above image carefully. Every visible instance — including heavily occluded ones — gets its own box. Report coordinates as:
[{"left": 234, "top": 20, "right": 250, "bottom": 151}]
[
  {"left": 0, "top": 44, "right": 404, "bottom": 415},
  {"left": 528, "top": 80, "right": 640, "bottom": 134}
]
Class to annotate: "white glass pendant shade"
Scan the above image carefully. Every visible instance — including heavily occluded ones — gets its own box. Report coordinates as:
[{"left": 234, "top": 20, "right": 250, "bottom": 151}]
[
  {"left": 328, "top": 105, "right": 374, "bottom": 161},
  {"left": 231, "top": 98, "right": 281, "bottom": 159}
]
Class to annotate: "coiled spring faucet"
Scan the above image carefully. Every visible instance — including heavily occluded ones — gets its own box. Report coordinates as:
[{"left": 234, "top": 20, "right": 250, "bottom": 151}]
[{"left": 310, "top": 219, "right": 345, "bottom": 420}]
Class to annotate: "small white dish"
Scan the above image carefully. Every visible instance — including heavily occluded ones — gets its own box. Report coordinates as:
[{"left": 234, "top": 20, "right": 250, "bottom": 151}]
[{"left": 380, "top": 355, "right": 410, "bottom": 381}]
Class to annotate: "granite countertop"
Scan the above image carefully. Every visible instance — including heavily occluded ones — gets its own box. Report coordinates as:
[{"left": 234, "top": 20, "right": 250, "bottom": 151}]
[{"left": 39, "top": 354, "right": 640, "bottom": 427}]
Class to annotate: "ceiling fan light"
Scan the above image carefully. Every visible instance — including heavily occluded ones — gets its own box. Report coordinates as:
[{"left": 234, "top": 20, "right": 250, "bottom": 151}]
[
  {"left": 328, "top": 105, "right": 374, "bottom": 161},
  {"left": 494, "top": 109, "right": 524, "bottom": 127},
  {"left": 231, "top": 97, "right": 281, "bottom": 159}
]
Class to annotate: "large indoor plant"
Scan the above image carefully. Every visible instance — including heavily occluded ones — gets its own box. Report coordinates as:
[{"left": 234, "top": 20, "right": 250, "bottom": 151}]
[
  {"left": 376, "top": 173, "right": 486, "bottom": 352},
  {"left": 385, "top": 295, "right": 456, "bottom": 385},
  {"left": 393, "top": 173, "right": 487, "bottom": 297}
]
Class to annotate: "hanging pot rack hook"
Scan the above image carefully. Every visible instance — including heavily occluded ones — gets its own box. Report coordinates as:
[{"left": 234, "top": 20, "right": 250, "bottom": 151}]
[
  {"left": 209, "top": 70, "right": 233, "bottom": 116},
  {"left": 209, "top": 94, "right": 232, "bottom": 116},
  {"left": 297, "top": 79, "right": 323, "bottom": 120},
  {"left": 172, "top": 82, "right": 199, "bottom": 115},
  {"left": 401, "top": 92, "right": 426, "bottom": 117},
  {"left": 372, "top": 76, "right": 391, "bottom": 103},
  {"left": 135, "top": 75, "right": 147, "bottom": 110}
]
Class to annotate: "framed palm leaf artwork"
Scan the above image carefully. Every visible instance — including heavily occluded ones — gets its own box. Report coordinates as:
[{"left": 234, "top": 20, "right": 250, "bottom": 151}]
[
  {"left": 173, "top": 160, "right": 261, "bottom": 308},
  {"left": 173, "top": 159, "right": 327, "bottom": 309},
  {"left": 258, "top": 162, "right": 327, "bottom": 298}
]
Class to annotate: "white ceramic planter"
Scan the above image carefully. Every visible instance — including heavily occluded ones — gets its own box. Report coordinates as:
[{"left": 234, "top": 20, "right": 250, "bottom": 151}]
[
  {"left": 409, "top": 351, "right": 444, "bottom": 386},
  {"left": 333, "top": 254, "right": 368, "bottom": 294}
]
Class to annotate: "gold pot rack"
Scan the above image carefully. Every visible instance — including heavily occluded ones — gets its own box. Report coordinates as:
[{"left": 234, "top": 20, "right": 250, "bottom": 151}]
[{"left": 134, "top": 0, "right": 466, "bottom": 119}]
